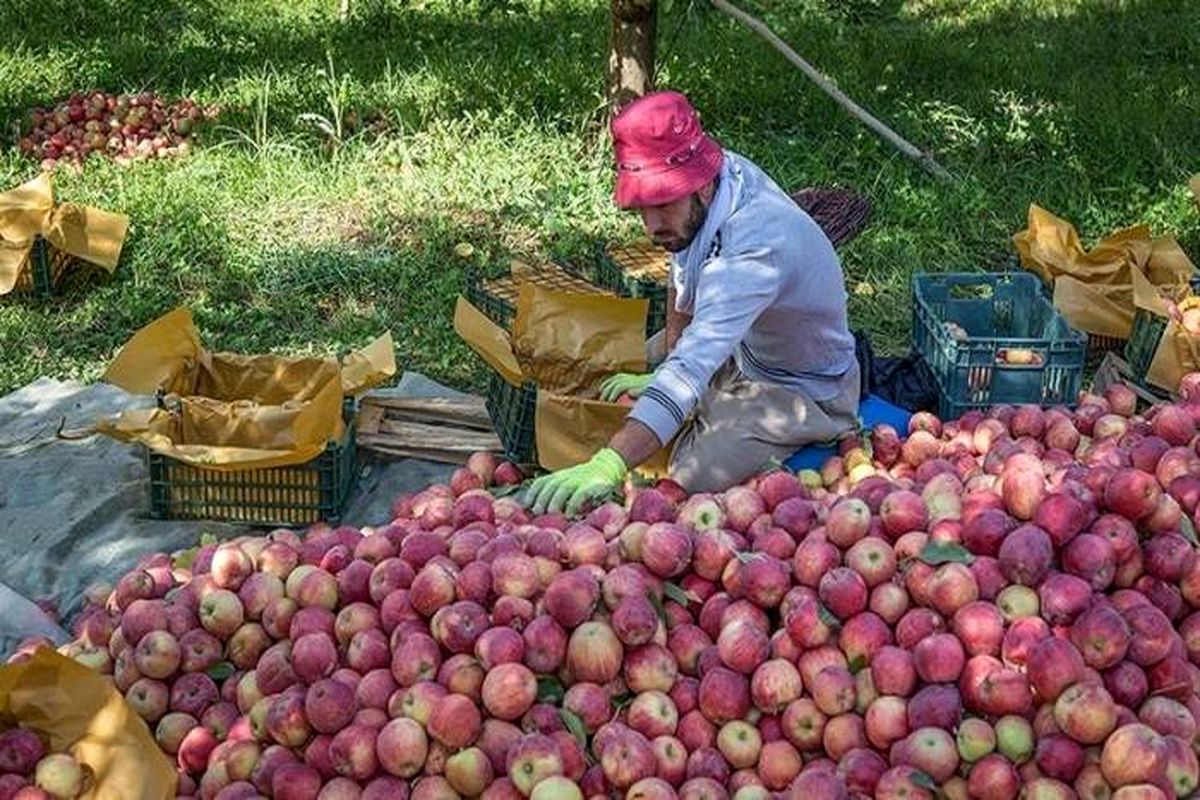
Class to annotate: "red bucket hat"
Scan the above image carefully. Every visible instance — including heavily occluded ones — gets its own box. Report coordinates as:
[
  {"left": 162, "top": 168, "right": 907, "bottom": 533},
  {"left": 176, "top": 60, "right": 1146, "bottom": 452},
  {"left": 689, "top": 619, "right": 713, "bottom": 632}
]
[{"left": 611, "top": 91, "right": 724, "bottom": 210}]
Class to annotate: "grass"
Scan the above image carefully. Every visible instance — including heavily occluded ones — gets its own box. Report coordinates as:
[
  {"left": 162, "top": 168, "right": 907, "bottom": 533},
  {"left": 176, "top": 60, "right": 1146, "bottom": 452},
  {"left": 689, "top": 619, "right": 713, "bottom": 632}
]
[{"left": 0, "top": 0, "right": 1197, "bottom": 396}]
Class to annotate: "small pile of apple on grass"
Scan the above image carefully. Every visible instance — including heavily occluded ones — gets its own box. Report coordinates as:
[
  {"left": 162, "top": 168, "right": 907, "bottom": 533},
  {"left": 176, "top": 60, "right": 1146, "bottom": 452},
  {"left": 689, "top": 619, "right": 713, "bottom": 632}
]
[
  {"left": 17, "top": 91, "right": 210, "bottom": 170},
  {"left": 10, "top": 374, "right": 1200, "bottom": 799}
]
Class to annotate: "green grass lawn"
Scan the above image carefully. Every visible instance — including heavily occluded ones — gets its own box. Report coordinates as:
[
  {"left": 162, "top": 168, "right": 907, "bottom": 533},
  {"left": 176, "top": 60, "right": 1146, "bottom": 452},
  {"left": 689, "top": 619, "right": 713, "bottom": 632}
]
[{"left": 0, "top": 0, "right": 1197, "bottom": 396}]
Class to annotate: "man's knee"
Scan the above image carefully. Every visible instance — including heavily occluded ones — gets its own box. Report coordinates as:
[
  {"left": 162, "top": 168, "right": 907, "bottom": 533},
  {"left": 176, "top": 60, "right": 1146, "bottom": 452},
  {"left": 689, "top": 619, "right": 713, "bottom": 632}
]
[{"left": 669, "top": 430, "right": 779, "bottom": 494}]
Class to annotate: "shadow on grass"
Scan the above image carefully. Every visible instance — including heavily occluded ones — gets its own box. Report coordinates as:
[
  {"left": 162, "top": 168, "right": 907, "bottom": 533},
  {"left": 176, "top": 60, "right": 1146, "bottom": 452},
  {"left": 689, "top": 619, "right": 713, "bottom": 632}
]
[
  {"left": 697, "top": 0, "right": 1197, "bottom": 180},
  {"left": 2, "top": 0, "right": 1194, "bottom": 221},
  {"left": 188, "top": 203, "right": 604, "bottom": 393}
]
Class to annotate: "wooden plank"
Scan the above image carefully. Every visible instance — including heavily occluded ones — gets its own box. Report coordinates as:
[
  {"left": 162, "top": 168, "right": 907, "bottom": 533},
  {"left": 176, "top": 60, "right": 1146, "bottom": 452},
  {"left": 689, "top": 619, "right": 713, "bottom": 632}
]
[
  {"left": 359, "top": 434, "right": 487, "bottom": 456},
  {"left": 373, "top": 419, "right": 502, "bottom": 451},
  {"left": 361, "top": 395, "right": 490, "bottom": 417},
  {"left": 356, "top": 403, "right": 386, "bottom": 435},
  {"left": 357, "top": 428, "right": 501, "bottom": 463},
  {"left": 360, "top": 396, "right": 494, "bottom": 429},
  {"left": 360, "top": 424, "right": 501, "bottom": 450}
]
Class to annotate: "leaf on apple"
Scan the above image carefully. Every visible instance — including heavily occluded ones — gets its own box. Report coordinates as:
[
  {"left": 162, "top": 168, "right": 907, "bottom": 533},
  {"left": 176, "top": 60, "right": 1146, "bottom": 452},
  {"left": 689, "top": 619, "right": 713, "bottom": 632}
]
[
  {"left": 647, "top": 592, "right": 669, "bottom": 626},
  {"left": 536, "top": 676, "right": 565, "bottom": 704},
  {"left": 664, "top": 582, "right": 700, "bottom": 607},
  {"left": 487, "top": 482, "right": 526, "bottom": 499},
  {"left": 1181, "top": 516, "right": 1198, "bottom": 547},
  {"left": 817, "top": 604, "right": 842, "bottom": 629},
  {"left": 626, "top": 471, "right": 656, "bottom": 489},
  {"left": 917, "top": 541, "right": 974, "bottom": 565},
  {"left": 765, "top": 456, "right": 795, "bottom": 475},
  {"left": 173, "top": 547, "right": 199, "bottom": 571},
  {"left": 909, "top": 770, "right": 939, "bottom": 791},
  {"left": 207, "top": 662, "right": 235, "bottom": 681},
  {"left": 560, "top": 707, "right": 588, "bottom": 751}
]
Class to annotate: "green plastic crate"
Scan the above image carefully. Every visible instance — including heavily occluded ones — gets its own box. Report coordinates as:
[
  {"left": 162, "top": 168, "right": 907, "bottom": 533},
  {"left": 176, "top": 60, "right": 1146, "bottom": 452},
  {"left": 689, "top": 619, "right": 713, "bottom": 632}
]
[
  {"left": 913, "top": 272, "right": 1087, "bottom": 420},
  {"left": 464, "top": 267, "right": 517, "bottom": 330},
  {"left": 590, "top": 241, "right": 668, "bottom": 337},
  {"left": 1124, "top": 309, "right": 1170, "bottom": 383},
  {"left": 464, "top": 264, "right": 612, "bottom": 331},
  {"left": 1123, "top": 277, "right": 1200, "bottom": 383},
  {"left": 11, "top": 237, "right": 79, "bottom": 298},
  {"left": 1085, "top": 333, "right": 1126, "bottom": 371},
  {"left": 484, "top": 370, "right": 537, "bottom": 465},
  {"left": 146, "top": 402, "right": 359, "bottom": 526}
]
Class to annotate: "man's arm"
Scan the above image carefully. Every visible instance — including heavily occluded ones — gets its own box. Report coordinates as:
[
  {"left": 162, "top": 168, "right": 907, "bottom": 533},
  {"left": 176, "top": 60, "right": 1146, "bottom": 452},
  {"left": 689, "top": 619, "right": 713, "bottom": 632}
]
[
  {"left": 665, "top": 280, "right": 691, "bottom": 355},
  {"left": 522, "top": 420, "right": 661, "bottom": 515},
  {"left": 608, "top": 418, "right": 664, "bottom": 470},
  {"left": 525, "top": 254, "right": 778, "bottom": 515}
]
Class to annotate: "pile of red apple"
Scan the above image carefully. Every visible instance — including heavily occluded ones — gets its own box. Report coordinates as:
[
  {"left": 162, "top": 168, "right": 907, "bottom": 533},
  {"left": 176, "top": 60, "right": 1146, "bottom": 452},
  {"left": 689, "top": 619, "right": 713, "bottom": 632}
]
[
  {"left": 0, "top": 729, "right": 92, "bottom": 799},
  {"left": 11, "top": 374, "right": 1200, "bottom": 799},
  {"left": 17, "top": 91, "right": 209, "bottom": 170}
]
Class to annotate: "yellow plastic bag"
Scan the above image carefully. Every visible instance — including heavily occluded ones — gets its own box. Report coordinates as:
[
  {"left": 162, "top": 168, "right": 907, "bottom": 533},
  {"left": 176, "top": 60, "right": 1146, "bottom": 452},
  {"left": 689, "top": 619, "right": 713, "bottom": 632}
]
[
  {"left": 97, "top": 307, "right": 395, "bottom": 470},
  {"left": 1145, "top": 297, "right": 1200, "bottom": 393},
  {"left": 0, "top": 648, "right": 176, "bottom": 800},
  {"left": 0, "top": 174, "right": 129, "bottom": 295},
  {"left": 1013, "top": 204, "right": 1196, "bottom": 338},
  {"left": 455, "top": 287, "right": 670, "bottom": 475}
]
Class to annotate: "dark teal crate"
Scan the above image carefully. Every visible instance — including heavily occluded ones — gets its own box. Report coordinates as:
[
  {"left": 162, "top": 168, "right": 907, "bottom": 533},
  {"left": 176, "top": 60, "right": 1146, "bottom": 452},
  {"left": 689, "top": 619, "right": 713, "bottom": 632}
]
[
  {"left": 11, "top": 236, "right": 79, "bottom": 298},
  {"left": 1121, "top": 277, "right": 1200, "bottom": 382},
  {"left": 146, "top": 401, "right": 358, "bottom": 526},
  {"left": 485, "top": 371, "right": 537, "bottom": 465},
  {"left": 913, "top": 272, "right": 1087, "bottom": 420},
  {"left": 464, "top": 267, "right": 516, "bottom": 329},
  {"left": 590, "top": 241, "right": 668, "bottom": 337},
  {"left": 1123, "top": 309, "right": 1170, "bottom": 384},
  {"left": 1085, "top": 333, "right": 1126, "bottom": 371},
  {"left": 464, "top": 263, "right": 610, "bottom": 332}
]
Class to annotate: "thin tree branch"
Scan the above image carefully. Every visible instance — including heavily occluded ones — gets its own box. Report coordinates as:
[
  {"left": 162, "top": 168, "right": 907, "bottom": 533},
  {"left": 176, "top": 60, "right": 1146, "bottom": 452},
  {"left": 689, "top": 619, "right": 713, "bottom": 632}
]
[{"left": 708, "top": 0, "right": 952, "bottom": 181}]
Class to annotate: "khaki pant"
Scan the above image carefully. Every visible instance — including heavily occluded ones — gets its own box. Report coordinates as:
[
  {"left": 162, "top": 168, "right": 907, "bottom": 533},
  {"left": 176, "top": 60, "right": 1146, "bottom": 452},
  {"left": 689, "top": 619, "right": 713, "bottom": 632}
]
[{"left": 661, "top": 352, "right": 860, "bottom": 493}]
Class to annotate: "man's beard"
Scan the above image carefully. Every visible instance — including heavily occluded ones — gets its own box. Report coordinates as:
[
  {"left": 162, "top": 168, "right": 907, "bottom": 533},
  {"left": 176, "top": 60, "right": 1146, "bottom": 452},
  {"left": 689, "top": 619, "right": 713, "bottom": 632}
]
[{"left": 653, "top": 193, "right": 708, "bottom": 253}]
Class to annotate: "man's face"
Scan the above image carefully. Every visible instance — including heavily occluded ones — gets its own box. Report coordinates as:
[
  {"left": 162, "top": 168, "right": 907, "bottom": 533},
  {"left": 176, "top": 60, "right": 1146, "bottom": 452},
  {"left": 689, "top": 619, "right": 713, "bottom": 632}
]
[{"left": 639, "top": 192, "right": 708, "bottom": 253}]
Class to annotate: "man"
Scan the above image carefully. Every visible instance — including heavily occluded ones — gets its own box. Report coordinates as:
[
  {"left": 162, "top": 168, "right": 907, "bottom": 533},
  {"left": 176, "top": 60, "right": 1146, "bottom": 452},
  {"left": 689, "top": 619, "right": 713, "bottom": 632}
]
[{"left": 525, "top": 90, "right": 859, "bottom": 515}]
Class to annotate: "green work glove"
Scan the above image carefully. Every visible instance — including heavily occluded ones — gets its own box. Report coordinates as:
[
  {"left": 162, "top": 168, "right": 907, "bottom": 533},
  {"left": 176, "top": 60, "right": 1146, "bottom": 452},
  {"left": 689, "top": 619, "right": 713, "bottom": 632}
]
[
  {"left": 523, "top": 448, "right": 628, "bottom": 516},
  {"left": 598, "top": 372, "right": 654, "bottom": 403}
]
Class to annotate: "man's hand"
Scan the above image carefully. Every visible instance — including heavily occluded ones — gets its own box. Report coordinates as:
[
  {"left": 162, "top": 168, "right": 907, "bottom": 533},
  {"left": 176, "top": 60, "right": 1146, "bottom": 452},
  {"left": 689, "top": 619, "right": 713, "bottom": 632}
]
[
  {"left": 599, "top": 373, "right": 654, "bottom": 402},
  {"left": 522, "top": 448, "right": 627, "bottom": 516}
]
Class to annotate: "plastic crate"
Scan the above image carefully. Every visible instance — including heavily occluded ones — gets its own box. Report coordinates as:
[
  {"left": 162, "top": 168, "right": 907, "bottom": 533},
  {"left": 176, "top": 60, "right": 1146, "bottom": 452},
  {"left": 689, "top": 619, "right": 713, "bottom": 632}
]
[
  {"left": 1124, "top": 309, "right": 1169, "bottom": 383},
  {"left": 592, "top": 240, "right": 669, "bottom": 336},
  {"left": 464, "top": 264, "right": 613, "bottom": 331},
  {"left": 146, "top": 402, "right": 359, "bottom": 526},
  {"left": 1086, "top": 333, "right": 1126, "bottom": 371},
  {"left": 11, "top": 237, "right": 81, "bottom": 298},
  {"left": 913, "top": 272, "right": 1087, "bottom": 420},
  {"left": 484, "top": 370, "right": 537, "bottom": 465},
  {"left": 1122, "top": 282, "right": 1200, "bottom": 382}
]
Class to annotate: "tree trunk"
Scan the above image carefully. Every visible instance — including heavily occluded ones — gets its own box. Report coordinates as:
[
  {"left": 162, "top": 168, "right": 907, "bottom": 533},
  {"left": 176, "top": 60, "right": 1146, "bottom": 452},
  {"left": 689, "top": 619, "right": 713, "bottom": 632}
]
[
  {"left": 339, "top": 0, "right": 351, "bottom": 20},
  {"left": 607, "top": 0, "right": 657, "bottom": 112}
]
